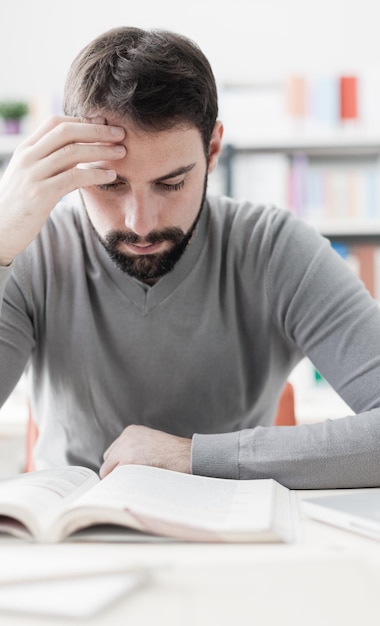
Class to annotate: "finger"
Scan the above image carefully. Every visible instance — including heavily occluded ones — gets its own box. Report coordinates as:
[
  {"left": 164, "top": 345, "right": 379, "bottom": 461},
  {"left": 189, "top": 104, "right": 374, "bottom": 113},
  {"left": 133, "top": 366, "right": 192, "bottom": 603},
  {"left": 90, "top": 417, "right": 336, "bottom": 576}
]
[
  {"left": 99, "top": 457, "right": 119, "bottom": 479},
  {"left": 20, "top": 115, "right": 68, "bottom": 147},
  {"left": 21, "top": 115, "right": 94, "bottom": 147},
  {"left": 38, "top": 123, "right": 125, "bottom": 161},
  {"left": 102, "top": 437, "right": 119, "bottom": 460},
  {"left": 23, "top": 118, "right": 126, "bottom": 162},
  {"left": 42, "top": 166, "right": 117, "bottom": 198},
  {"left": 32, "top": 142, "right": 126, "bottom": 181}
]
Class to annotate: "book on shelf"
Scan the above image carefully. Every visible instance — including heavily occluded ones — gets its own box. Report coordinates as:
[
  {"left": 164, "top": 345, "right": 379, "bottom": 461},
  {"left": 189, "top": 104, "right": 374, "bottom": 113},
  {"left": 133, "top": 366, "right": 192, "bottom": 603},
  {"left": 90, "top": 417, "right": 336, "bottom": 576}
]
[
  {"left": 285, "top": 75, "right": 307, "bottom": 119},
  {"left": 340, "top": 76, "right": 359, "bottom": 122},
  {"left": 350, "top": 243, "right": 377, "bottom": 298},
  {"left": 229, "top": 150, "right": 380, "bottom": 229},
  {"left": 287, "top": 154, "right": 379, "bottom": 226},
  {"left": 0, "top": 465, "right": 298, "bottom": 544}
]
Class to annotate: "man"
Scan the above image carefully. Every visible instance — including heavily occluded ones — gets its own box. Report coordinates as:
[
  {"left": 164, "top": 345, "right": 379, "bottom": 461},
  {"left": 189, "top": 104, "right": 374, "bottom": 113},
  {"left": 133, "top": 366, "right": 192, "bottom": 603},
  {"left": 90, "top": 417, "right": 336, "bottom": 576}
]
[{"left": 1, "top": 27, "right": 380, "bottom": 489}]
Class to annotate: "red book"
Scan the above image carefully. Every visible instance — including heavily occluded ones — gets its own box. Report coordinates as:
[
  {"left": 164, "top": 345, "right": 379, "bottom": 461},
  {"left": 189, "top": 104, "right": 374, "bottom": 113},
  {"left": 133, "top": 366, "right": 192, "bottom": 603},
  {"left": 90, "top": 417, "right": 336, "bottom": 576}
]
[
  {"left": 351, "top": 243, "right": 376, "bottom": 297},
  {"left": 340, "top": 76, "right": 358, "bottom": 120}
]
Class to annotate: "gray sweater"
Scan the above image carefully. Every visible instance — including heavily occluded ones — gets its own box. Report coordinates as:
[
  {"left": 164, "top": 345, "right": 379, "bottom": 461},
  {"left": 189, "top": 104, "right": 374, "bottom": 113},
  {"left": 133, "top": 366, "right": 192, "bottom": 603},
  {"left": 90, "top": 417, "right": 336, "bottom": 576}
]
[{"left": 1, "top": 194, "right": 380, "bottom": 489}]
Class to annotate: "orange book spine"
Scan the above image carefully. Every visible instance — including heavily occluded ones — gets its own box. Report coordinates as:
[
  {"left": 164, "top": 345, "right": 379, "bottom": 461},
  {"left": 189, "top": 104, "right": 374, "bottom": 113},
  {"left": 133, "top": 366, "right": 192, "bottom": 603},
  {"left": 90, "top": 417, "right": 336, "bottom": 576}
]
[
  {"left": 340, "top": 76, "right": 358, "bottom": 120},
  {"left": 351, "top": 244, "right": 376, "bottom": 297}
]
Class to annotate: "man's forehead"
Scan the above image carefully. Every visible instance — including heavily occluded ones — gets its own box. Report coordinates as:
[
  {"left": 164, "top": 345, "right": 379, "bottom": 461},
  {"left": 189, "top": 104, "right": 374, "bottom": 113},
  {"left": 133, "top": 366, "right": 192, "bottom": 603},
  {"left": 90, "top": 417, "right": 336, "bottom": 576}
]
[{"left": 90, "top": 113, "right": 200, "bottom": 139}]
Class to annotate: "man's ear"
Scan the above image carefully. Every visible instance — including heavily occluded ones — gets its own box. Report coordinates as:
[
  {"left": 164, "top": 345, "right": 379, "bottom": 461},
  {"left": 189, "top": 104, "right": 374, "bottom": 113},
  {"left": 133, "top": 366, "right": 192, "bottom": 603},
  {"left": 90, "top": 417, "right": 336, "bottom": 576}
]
[{"left": 208, "top": 121, "right": 224, "bottom": 173}]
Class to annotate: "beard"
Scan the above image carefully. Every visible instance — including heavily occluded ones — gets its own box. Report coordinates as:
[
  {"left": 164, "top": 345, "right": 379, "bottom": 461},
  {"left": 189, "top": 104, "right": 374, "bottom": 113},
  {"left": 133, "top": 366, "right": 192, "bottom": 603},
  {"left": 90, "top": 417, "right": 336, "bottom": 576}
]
[{"left": 92, "top": 174, "right": 208, "bottom": 283}]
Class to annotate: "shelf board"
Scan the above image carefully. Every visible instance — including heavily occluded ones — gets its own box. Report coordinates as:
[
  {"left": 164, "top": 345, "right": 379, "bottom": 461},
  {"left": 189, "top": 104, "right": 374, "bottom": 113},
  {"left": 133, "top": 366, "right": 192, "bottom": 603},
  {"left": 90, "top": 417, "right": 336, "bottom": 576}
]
[
  {"left": 223, "top": 130, "right": 380, "bottom": 155},
  {"left": 305, "top": 221, "right": 380, "bottom": 237}
]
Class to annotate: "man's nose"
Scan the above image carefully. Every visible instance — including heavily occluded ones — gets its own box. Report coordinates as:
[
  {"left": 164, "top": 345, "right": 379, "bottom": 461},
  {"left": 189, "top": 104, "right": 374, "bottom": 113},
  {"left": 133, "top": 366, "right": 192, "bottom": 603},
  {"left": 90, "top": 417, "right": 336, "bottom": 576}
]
[{"left": 123, "top": 193, "right": 158, "bottom": 237}]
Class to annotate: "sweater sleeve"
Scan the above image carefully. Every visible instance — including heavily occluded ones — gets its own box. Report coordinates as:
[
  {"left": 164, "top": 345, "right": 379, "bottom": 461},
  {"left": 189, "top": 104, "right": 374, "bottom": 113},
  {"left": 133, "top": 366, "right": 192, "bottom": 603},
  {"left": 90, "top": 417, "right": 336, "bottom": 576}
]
[
  {"left": 192, "top": 211, "right": 380, "bottom": 489},
  {"left": 0, "top": 264, "right": 13, "bottom": 307}
]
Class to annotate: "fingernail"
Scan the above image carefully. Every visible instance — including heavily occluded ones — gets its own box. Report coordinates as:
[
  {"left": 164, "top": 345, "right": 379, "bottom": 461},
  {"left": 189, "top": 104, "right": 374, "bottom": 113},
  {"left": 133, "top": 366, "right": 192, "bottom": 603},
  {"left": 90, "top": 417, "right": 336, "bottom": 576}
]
[
  {"left": 109, "top": 126, "right": 125, "bottom": 137},
  {"left": 104, "top": 169, "right": 116, "bottom": 178}
]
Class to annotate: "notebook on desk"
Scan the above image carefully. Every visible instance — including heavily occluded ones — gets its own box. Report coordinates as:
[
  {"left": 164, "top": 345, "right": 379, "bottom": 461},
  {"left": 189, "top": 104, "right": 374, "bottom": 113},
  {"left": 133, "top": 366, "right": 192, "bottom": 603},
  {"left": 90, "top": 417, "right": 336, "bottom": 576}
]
[{"left": 302, "top": 490, "right": 380, "bottom": 541}]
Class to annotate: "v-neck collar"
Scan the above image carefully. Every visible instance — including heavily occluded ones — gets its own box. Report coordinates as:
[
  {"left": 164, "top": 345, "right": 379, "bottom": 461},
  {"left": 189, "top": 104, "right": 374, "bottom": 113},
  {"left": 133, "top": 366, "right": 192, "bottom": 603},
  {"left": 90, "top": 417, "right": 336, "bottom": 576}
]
[{"left": 78, "top": 200, "right": 210, "bottom": 314}]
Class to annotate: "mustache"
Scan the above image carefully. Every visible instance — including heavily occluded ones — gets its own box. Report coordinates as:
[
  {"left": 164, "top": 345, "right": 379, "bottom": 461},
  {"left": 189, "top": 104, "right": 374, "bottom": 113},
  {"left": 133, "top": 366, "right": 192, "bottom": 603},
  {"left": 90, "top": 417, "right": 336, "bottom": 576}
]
[{"left": 105, "top": 227, "right": 185, "bottom": 247}]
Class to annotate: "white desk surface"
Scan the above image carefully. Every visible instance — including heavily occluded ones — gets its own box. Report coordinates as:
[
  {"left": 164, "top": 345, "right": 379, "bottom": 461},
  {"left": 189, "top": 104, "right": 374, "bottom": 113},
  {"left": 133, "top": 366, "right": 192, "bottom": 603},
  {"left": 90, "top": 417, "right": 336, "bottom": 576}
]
[
  {"left": 0, "top": 381, "right": 378, "bottom": 624},
  {"left": 0, "top": 490, "right": 379, "bottom": 626}
]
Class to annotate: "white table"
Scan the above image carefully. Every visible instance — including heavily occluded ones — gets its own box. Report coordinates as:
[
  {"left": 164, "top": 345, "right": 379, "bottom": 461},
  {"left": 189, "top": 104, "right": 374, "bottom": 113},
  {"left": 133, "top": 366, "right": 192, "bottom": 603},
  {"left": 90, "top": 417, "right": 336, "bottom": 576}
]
[{"left": 0, "top": 490, "right": 379, "bottom": 626}]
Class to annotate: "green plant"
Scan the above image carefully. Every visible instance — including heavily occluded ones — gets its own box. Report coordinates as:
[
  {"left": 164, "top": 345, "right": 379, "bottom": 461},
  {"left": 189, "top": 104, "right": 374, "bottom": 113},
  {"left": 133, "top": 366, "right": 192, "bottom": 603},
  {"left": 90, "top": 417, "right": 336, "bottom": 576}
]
[{"left": 0, "top": 100, "right": 28, "bottom": 120}]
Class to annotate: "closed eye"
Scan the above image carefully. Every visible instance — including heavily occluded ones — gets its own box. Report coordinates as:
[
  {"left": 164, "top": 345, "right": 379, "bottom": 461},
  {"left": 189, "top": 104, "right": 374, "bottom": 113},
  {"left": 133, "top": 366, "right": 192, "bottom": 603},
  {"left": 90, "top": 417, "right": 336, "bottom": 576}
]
[
  {"left": 156, "top": 180, "right": 185, "bottom": 192},
  {"left": 97, "top": 180, "right": 129, "bottom": 191},
  {"left": 97, "top": 182, "right": 125, "bottom": 191}
]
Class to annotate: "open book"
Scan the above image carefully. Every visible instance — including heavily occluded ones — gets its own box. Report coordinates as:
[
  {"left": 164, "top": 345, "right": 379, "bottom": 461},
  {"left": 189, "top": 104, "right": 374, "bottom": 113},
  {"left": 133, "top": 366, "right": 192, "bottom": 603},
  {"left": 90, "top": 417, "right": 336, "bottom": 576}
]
[{"left": 0, "top": 465, "right": 298, "bottom": 543}]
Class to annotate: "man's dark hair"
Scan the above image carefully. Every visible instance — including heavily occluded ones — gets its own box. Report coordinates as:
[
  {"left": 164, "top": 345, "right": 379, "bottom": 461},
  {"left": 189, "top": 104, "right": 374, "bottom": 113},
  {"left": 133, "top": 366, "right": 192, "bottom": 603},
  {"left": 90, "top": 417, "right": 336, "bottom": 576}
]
[{"left": 63, "top": 26, "right": 218, "bottom": 152}]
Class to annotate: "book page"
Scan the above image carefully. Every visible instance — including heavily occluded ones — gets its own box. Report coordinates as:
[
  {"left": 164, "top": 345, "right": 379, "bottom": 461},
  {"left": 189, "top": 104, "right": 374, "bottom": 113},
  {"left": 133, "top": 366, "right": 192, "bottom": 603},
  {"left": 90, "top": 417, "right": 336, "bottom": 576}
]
[
  {"left": 58, "top": 465, "right": 292, "bottom": 542},
  {"left": 0, "top": 467, "right": 99, "bottom": 540}
]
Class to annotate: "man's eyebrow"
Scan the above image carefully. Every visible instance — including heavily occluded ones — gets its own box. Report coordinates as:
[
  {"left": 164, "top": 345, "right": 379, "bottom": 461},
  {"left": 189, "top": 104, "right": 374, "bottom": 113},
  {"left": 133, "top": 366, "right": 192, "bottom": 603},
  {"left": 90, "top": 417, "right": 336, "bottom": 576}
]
[
  {"left": 152, "top": 163, "right": 196, "bottom": 182},
  {"left": 113, "top": 162, "right": 197, "bottom": 184}
]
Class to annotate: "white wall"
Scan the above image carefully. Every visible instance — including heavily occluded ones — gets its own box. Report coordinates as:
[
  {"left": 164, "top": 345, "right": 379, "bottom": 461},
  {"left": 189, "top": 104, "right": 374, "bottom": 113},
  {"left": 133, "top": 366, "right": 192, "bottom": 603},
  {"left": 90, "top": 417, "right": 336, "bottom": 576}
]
[{"left": 1, "top": 0, "right": 380, "bottom": 103}]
